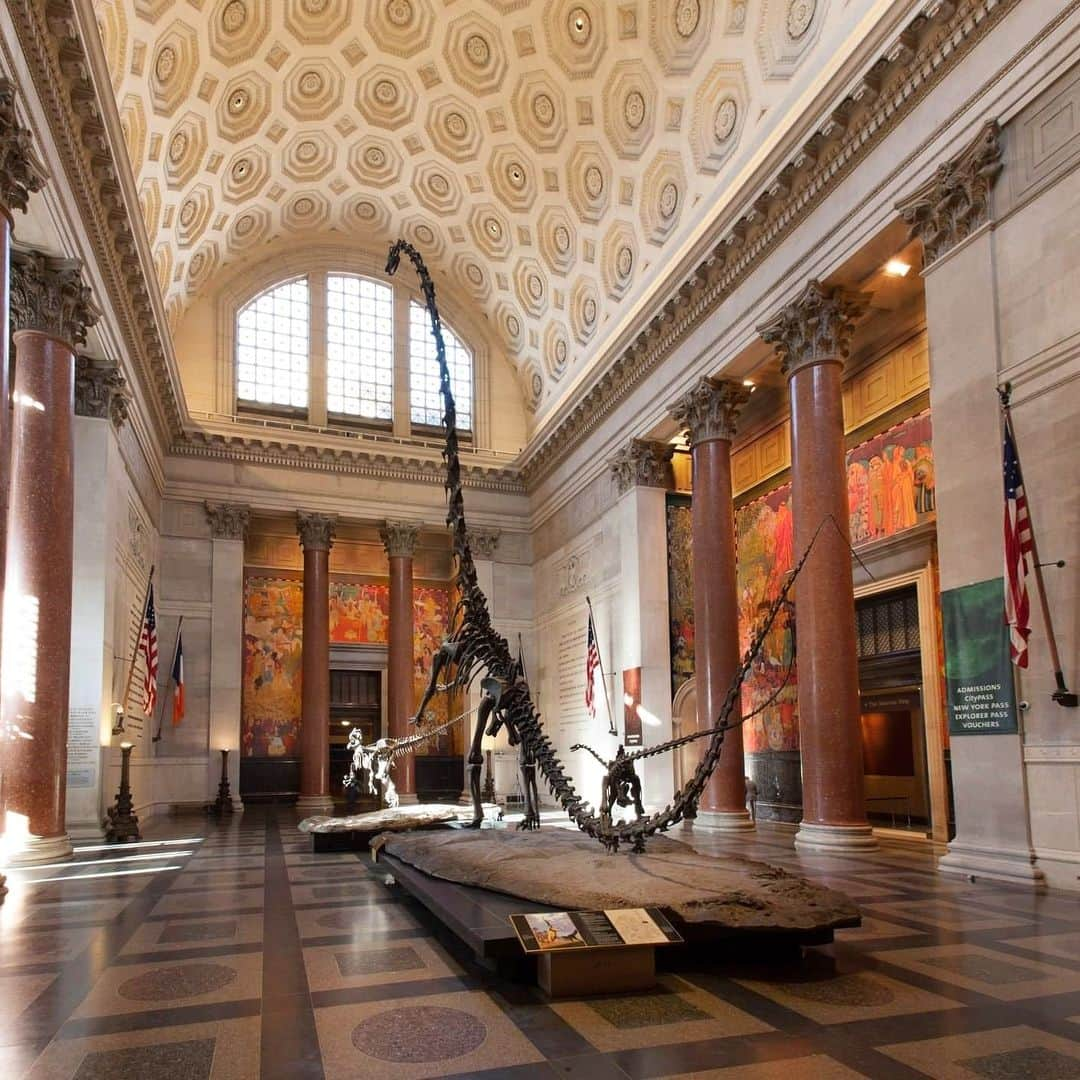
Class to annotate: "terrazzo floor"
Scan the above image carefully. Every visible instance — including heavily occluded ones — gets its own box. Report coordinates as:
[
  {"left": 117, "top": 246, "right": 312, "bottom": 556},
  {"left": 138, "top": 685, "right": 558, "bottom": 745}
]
[{"left": 1, "top": 808, "right": 1078, "bottom": 1079}]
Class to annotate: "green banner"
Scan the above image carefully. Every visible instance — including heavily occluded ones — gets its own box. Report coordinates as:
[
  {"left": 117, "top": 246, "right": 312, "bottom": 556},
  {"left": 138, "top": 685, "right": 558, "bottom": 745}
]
[{"left": 941, "top": 577, "right": 1018, "bottom": 735}]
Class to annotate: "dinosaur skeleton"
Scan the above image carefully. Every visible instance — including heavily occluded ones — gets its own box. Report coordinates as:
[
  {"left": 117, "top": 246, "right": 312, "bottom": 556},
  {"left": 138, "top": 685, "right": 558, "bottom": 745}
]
[
  {"left": 386, "top": 239, "right": 818, "bottom": 852},
  {"left": 345, "top": 709, "right": 469, "bottom": 809}
]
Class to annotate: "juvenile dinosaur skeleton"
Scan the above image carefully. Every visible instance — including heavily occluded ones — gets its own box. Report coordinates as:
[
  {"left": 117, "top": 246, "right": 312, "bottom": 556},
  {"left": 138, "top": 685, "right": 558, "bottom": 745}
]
[{"left": 387, "top": 239, "right": 818, "bottom": 852}]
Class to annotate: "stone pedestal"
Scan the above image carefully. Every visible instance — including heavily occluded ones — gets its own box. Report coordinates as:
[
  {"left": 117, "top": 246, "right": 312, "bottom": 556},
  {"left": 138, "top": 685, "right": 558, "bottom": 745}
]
[
  {"left": 671, "top": 378, "right": 752, "bottom": 829},
  {"left": 898, "top": 121, "right": 1043, "bottom": 887},
  {"left": 759, "top": 281, "right": 876, "bottom": 853},
  {"left": 206, "top": 504, "right": 249, "bottom": 811},
  {"left": 383, "top": 522, "right": 420, "bottom": 802},
  {"left": 2, "top": 252, "right": 97, "bottom": 863},
  {"left": 296, "top": 513, "right": 335, "bottom": 815}
]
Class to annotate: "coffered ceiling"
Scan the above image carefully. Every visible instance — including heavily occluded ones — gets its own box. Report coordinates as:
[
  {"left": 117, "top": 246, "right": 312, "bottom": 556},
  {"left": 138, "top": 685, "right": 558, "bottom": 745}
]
[{"left": 93, "top": 0, "right": 851, "bottom": 419}]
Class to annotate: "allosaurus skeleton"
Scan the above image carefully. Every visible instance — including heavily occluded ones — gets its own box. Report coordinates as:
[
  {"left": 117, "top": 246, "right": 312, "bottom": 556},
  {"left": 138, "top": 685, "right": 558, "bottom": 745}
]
[{"left": 387, "top": 239, "right": 818, "bottom": 853}]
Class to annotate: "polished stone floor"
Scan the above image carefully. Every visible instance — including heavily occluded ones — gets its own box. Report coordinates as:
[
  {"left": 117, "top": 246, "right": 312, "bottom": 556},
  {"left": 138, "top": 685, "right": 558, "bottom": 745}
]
[{"left": 1, "top": 808, "right": 1078, "bottom": 1079}]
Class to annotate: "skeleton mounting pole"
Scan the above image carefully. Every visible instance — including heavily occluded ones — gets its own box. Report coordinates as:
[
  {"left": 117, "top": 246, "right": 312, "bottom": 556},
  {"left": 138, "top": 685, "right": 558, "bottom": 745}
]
[{"left": 586, "top": 596, "right": 618, "bottom": 737}]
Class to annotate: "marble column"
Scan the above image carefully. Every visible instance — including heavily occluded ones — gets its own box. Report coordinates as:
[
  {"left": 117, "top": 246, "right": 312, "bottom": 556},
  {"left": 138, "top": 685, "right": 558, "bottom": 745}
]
[
  {"left": 898, "top": 121, "right": 1042, "bottom": 887},
  {"left": 609, "top": 439, "right": 676, "bottom": 808},
  {"left": 759, "top": 280, "right": 876, "bottom": 853},
  {"left": 296, "top": 512, "right": 335, "bottom": 815},
  {"left": 206, "top": 503, "right": 250, "bottom": 811},
  {"left": 2, "top": 252, "right": 98, "bottom": 863},
  {"left": 670, "top": 378, "right": 753, "bottom": 829},
  {"left": 382, "top": 521, "right": 419, "bottom": 803}
]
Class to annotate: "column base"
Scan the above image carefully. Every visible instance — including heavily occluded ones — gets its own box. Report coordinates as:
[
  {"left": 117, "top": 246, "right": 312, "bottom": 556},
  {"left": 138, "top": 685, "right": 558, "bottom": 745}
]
[
  {"left": 295, "top": 795, "right": 335, "bottom": 816},
  {"left": 4, "top": 832, "right": 75, "bottom": 865},
  {"left": 692, "top": 809, "right": 755, "bottom": 831},
  {"left": 396, "top": 792, "right": 419, "bottom": 806},
  {"left": 794, "top": 822, "right": 877, "bottom": 853},
  {"left": 231, "top": 799, "right": 245, "bottom": 814},
  {"left": 938, "top": 840, "right": 1046, "bottom": 889},
  {"left": 67, "top": 820, "right": 107, "bottom": 844}
]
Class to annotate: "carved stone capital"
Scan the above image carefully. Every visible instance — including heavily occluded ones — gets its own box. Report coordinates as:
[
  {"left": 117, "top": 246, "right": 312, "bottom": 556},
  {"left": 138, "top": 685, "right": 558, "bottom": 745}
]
[
  {"left": 75, "top": 355, "right": 129, "bottom": 428},
  {"left": 757, "top": 280, "right": 870, "bottom": 377},
  {"left": 10, "top": 250, "right": 99, "bottom": 348},
  {"left": 670, "top": 377, "right": 752, "bottom": 446},
  {"left": 609, "top": 439, "right": 675, "bottom": 495},
  {"left": 466, "top": 528, "right": 501, "bottom": 560},
  {"left": 205, "top": 502, "right": 250, "bottom": 541},
  {"left": 0, "top": 79, "right": 47, "bottom": 216},
  {"left": 297, "top": 512, "right": 336, "bottom": 552},
  {"left": 380, "top": 520, "right": 420, "bottom": 559},
  {"left": 897, "top": 119, "right": 1002, "bottom": 265}
]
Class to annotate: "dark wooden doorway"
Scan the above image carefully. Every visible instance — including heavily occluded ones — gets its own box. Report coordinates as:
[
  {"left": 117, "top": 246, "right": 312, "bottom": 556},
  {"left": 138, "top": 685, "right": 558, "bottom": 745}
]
[{"left": 329, "top": 669, "right": 381, "bottom": 806}]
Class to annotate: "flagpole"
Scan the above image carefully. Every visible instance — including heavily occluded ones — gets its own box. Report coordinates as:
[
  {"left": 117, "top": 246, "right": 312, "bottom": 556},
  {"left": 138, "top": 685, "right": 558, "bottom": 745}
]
[
  {"left": 120, "top": 565, "right": 155, "bottom": 722},
  {"left": 586, "top": 596, "right": 618, "bottom": 738},
  {"left": 153, "top": 614, "right": 183, "bottom": 743},
  {"left": 999, "top": 385, "right": 1077, "bottom": 708}
]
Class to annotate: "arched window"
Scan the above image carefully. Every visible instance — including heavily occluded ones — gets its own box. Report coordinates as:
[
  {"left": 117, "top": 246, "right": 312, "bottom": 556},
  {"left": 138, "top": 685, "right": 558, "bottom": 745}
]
[
  {"left": 326, "top": 275, "right": 394, "bottom": 420},
  {"left": 235, "top": 278, "right": 309, "bottom": 409},
  {"left": 408, "top": 301, "right": 473, "bottom": 432}
]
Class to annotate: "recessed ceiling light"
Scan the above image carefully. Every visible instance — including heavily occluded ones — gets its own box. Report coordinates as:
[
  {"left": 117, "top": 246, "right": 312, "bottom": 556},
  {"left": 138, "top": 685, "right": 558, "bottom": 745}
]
[{"left": 884, "top": 258, "right": 911, "bottom": 277}]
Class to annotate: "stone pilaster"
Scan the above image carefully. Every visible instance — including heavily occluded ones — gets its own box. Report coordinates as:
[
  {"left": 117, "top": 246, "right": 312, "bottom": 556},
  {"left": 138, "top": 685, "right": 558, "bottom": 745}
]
[
  {"left": 75, "top": 356, "right": 130, "bottom": 429},
  {"left": 758, "top": 280, "right": 876, "bottom": 853},
  {"left": 383, "top": 521, "right": 420, "bottom": 801},
  {"left": 609, "top": 438, "right": 675, "bottom": 496},
  {"left": 465, "top": 528, "right": 500, "bottom": 560}
]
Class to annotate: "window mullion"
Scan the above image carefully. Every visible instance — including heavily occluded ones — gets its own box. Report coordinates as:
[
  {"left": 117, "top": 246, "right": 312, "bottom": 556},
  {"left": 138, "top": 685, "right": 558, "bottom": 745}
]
[
  {"left": 309, "top": 272, "right": 328, "bottom": 427},
  {"left": 392, "top": 282, "right": 411, "bottom": 439}
]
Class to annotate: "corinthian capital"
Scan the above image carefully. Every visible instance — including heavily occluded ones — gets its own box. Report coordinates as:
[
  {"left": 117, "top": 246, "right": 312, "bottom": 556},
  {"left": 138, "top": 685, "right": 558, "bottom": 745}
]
[
  {"left": 670, "top": 377, "right": 751, "bottom": 446},
  {"left": 205, "top": 502, "right": 250, "bottom": 541},
  {"left": 0, "top": 79, "right": 47, "bottom": 215},
  {"left": 757, "top": 280, "right": 869, "bottom": 377},
  {"left": 75, "top": 356, "right": 130, "bottom": 428},
  {"left": 10, "top": 250, "right": 99, "bottom": 348},
  {"left": 380, "top": 520, "right": 420, "bottom": 558},
  {"left": 897, "top": 120, "right": 1002, "bottom": 265},
  {"left": 609, "top": 438, "right": 674, "bottom": 496},
  {"left": 297, "top": 511, "right": 336, "bottom": 552}
]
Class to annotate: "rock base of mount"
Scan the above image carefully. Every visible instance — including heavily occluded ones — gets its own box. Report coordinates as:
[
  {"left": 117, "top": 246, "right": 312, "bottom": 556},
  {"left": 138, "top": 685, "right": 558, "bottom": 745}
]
[
  {"left": 375, "top": 828, "right": 859, "bottom": 937},
  {"left": 299, "top": 805, "right": 465, "bottom": 850}
]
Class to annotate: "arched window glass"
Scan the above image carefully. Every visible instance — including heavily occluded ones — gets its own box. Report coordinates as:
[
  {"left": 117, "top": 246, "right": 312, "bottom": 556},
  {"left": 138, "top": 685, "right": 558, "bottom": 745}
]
[
  {"left": 236, "top": 277, "right": 309, "bottom": 409},
  {"left": 326, "top": 275, "right": 394, "bottom": 421},
  {"left": 408, "top": 301, "right": 473, "bottom": 431}
]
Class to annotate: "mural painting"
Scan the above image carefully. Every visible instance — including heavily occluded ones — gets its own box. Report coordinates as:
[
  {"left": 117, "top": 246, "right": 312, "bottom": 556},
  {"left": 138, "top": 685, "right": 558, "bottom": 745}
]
[
  {"left": 242, "top": 577, "right": 303, "bottom": 758},
  {"left": 666, "top": 499, "right": 695, "bottom": 698},
  {"left": 669, "top": 410, "right": 936, "bottom": 754},
  {"left": 242, "top": 578, "right": 452, "bottom": 757}
]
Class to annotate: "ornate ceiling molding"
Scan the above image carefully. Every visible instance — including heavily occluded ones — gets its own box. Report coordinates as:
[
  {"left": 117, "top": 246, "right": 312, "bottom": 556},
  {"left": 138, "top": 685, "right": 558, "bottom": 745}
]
[{"left": 518, "top": 0, "right": 1017, "bottom": 490}]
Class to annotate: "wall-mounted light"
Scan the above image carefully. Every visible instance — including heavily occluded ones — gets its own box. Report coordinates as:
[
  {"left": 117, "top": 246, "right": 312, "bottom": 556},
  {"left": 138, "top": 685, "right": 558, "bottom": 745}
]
[
  {"left": 883, "top": 258, "right": 911, "bottom": 277},
  {"left": 111, "top": 704, "right": 125, "bottom": 736}
]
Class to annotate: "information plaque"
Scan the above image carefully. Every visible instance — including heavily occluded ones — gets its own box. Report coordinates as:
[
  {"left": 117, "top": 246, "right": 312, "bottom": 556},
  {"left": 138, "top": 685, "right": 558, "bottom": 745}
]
[{"left": 510, "top": 907, "right": 682, "bottom": 954}]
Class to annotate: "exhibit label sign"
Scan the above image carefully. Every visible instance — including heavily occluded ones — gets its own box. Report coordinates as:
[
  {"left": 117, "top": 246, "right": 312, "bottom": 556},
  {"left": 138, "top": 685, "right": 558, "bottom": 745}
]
[
  {"left": 941, "top": 577, "right": 1018, "bottom": 735},
  {"left": 510, "top": 907, "right": 682, "bottom": 954}
]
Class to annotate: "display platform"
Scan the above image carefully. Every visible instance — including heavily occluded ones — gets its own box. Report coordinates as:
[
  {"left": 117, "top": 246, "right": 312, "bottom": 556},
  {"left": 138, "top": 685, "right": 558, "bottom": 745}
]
[
  {"left": 298, "top": 804, "right": 464, "bottom": 851},
  {"left": 374, "top": 828, "right": 861, "bottom": 964}
]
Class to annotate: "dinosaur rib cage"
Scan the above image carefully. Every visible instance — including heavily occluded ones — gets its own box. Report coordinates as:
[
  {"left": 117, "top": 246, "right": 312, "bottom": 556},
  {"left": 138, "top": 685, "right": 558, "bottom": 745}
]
[{"left": 385, "top": 239, "right": 805, "bottom": 853}]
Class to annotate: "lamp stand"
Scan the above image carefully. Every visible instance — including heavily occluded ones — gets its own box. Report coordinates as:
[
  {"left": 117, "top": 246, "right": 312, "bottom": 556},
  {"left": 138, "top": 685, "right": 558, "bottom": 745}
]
[
  {"left": 104, "top": 744, "right": 141, "bottom": 843},
  {"left": 212, "top": 748, "right": 234, "bottom": 815},
  {"left": 482, "top": 748, "right": 496, "bottom": 803}
]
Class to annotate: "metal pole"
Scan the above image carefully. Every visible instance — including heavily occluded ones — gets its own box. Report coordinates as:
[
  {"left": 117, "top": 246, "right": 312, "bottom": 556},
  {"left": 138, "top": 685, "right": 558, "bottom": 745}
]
[{"left": 586, "top": 596, "right": 618, "bottom": 737}]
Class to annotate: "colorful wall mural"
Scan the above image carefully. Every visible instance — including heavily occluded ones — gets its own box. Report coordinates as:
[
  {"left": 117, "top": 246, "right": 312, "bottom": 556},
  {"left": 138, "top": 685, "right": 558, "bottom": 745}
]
[
  {"left": 242, "top": 577, "right": 451, "bottom": 758},
  {"left": 667, "top": 409, "right": 936, "bottom": 755}
]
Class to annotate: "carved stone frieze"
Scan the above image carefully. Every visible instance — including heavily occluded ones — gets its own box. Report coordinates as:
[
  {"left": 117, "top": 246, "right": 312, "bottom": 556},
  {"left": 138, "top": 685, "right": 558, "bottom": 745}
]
[
  {"left": 75, "top": 355, "right": 130, "bottom": 428},
  {"left": 380, "top": 520, "right": 420, "bottom": 558},
  {"left": 896, "top": 119, "right": 1003, "bottom": 265},
  {"left": 205, "top": 502, "right": 250, "bottom": 541},
  {"left": 0, "top": 78, "right": 47, "bottom": 215},
  {"left": 465, "top": 528, "right": 500, "bottom": 559},
  {"left": 757, "top": 280, "right": 870, "bottom": 376},
  {"left": 10, "top": 251, "right": 99, "bottom": 348},
  {"left": 297, "top": 511, "right": 336, "bottom": 552},
  {"left": 670, "top": 377, "right": 751, "bottom": 446},
  {"left": 609, "top": 438, "right": 674, "bottom": 495}
]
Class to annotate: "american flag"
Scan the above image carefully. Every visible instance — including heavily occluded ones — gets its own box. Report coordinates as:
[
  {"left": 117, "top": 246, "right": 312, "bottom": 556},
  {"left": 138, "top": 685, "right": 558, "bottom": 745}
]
[
  {"left": 138, "top": 584, "right": 159, "bottom": 713},
  {"left": 585, "top": 610, "right": 600, "bottom": 719},
  {"left": 1003, "top": 417, "right": 1033, "bottom": 668}
]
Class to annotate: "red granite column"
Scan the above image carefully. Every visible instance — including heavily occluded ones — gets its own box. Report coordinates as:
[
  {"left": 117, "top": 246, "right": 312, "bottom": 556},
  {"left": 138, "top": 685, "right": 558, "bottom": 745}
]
[
  {"left": 759, "top": 280, "right": 876, "bottom": 852},
  {"left": 382, "top": 521, "right": 419, "bottom": 803},
  {"left": 671, "top": 378, "right": 752, "bottom": 828},
  {"left": 296, "top": 512, "right": 335, "bottom": 815},
  {"left": 2, "top": 252, "right": 98, "bottom": 863}
]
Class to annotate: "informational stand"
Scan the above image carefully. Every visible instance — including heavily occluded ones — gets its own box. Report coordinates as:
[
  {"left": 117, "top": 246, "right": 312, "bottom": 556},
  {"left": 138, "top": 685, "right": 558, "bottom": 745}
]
[{"left": 510, "top": 907, "right": 682, "bottom": 997}]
